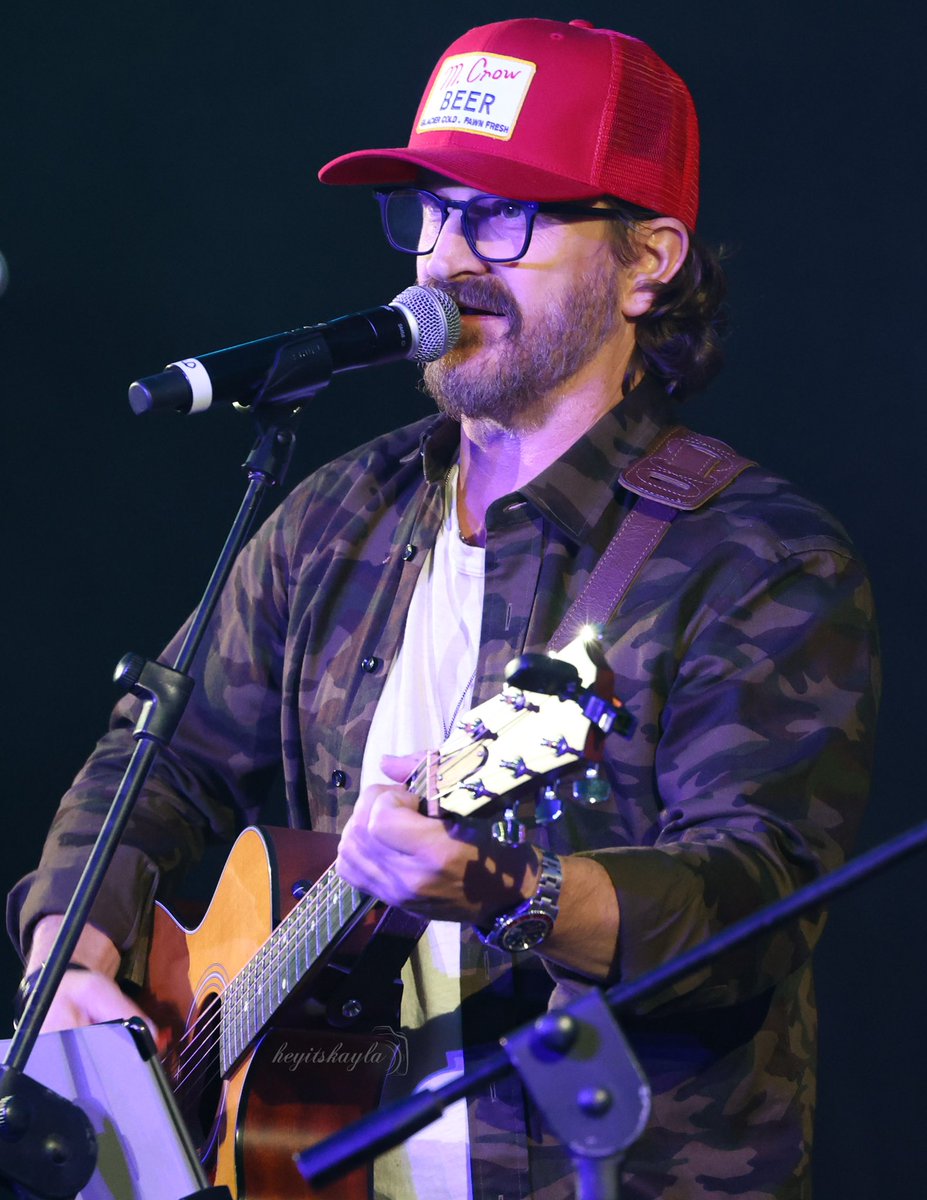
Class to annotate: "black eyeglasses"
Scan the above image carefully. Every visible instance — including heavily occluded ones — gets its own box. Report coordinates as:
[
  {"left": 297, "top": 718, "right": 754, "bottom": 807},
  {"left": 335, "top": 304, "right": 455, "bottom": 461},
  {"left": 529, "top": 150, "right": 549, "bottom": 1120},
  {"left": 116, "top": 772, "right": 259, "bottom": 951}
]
[{"left": 374, "top": 187, "right": 638, "bottom": 264}]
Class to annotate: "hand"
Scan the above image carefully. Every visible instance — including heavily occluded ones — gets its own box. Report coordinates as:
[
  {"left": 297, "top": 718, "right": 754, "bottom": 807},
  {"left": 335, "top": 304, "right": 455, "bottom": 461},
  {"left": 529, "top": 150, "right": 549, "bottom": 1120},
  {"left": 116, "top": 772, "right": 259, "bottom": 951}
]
[
  {"left": 335, "top": 754, "right": 540, "bottom": 925},
  {"left": 26, "top": 967, "right": 155, "bottom": 1036},
  {"left": 21, "top": 915, "right": 158, "bottom": 1040}
]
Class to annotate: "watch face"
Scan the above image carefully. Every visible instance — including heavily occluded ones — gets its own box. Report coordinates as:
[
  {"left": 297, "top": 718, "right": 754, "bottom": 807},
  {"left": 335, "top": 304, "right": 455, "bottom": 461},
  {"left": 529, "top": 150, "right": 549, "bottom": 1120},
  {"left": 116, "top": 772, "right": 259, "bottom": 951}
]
[{"left": 498, "top": 910, "right": 555, "bottom": 953}]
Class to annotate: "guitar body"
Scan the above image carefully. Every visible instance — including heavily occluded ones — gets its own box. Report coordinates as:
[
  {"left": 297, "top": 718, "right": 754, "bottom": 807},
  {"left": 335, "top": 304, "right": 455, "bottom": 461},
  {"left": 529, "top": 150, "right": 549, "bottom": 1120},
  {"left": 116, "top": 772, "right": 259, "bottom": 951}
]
[
  {"left": 142, "top": 827, "right": 393, "bottom": 1200},
  {"left": 137, "top": 659, "right": 620, "bottom": 1198}
]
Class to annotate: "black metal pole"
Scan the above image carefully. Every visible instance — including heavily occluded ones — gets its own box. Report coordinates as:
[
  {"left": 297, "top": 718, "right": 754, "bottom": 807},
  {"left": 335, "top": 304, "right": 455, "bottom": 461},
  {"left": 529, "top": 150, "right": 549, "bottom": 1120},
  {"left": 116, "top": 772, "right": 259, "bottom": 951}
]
[
  {"left": 296, "top": 815, "right": 927, "bottom": 1190},
  {"left": 0, "top": 406, "right": 299, "bottom": 1199}
]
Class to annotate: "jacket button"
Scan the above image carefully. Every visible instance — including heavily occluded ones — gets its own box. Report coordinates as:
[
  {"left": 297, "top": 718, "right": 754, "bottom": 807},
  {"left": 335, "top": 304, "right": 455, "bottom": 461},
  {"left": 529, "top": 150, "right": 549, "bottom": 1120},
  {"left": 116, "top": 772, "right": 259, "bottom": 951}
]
[
  {"left": 401, "top": 543, "right": 417, "bottom": 561},
  {"left": 331, "top": 770, "right": 347, "bottom": 788},
  {"left": 361, "top": 656, "right": 380, "bottom": 673}
]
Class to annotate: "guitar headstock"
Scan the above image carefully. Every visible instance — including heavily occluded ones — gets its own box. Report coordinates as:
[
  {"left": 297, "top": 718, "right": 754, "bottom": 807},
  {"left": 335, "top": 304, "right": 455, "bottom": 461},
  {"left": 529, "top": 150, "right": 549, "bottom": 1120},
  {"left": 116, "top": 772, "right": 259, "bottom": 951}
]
[{"left": 411, "top": 647, "right": 632, "bottom": 829}]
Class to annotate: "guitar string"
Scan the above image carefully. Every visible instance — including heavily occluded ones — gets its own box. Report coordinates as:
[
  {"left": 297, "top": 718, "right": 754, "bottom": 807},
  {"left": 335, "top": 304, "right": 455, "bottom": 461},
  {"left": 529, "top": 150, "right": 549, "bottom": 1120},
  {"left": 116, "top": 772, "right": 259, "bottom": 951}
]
[
  {"left": 167, "top": 800, "right": 421, "bottom": 1095},
  {"left": 166, "top": 864, "right": 348, "bottom": 1094},
  {"left": 165, "top": 711, "right": 539, "bottom": 1097},
  {"left": 169, "top": 859, "right": 381, "bottom": 1103},
  {"left": 167, "top": 781, "right": 413, "bottom": 1086},
  {"left": 168, "top": 863, "right": 354, "bottom": 1095},
  {"left": 165, "top": 720, "right": 528, "bottom": 1099},
  {"left": 163, "top": 703, "right": 545, "bottom": 1096}
]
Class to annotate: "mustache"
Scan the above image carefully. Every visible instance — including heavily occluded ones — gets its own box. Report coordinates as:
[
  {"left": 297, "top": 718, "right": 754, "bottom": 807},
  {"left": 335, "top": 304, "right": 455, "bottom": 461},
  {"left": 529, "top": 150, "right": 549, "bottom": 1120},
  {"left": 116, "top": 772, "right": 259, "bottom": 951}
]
[{"left": 420, "top": 277, "right": 522, "bottom": 333}]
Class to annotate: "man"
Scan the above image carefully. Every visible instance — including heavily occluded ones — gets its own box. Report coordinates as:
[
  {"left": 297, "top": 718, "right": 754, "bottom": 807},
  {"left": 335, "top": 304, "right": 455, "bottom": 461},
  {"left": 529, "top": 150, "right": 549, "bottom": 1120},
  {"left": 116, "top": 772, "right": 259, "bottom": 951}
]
[{"left": 9, "top": 18, "right": 878, "bottom": 1200}]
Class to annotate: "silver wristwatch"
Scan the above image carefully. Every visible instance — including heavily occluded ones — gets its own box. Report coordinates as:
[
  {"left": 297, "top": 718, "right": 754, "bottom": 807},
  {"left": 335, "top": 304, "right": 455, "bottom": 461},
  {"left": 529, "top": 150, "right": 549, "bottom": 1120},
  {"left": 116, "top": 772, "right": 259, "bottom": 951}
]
[{"left": 476, "top": 851, "right": 563, "bottom": 953}]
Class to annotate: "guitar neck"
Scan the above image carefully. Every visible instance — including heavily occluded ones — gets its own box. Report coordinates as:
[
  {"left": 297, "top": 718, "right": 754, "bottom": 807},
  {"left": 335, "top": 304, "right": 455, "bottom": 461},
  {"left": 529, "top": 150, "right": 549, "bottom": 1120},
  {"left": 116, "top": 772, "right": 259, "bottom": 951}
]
[
  {"left": 219, "top": 864, "right": 373, "bottom": 1074},
  {"left": 217, "top": 649, "right": 616, "bottom": 1075}
]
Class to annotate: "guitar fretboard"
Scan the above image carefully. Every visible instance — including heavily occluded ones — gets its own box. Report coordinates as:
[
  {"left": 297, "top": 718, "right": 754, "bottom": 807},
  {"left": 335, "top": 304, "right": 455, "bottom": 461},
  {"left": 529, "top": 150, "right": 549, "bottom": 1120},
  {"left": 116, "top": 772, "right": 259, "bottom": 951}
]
[
  {"left": 216, "top": 661, "right": 607, "bottom": 1076},
  {"left": 219, "top": 865, "right": 371, "bottom": 1074}
]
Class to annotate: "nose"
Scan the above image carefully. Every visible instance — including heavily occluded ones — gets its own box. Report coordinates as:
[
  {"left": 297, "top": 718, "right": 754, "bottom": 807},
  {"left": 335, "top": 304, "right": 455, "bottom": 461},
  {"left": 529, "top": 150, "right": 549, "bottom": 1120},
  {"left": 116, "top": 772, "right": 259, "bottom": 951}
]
[{"left": 417, "top": 208, "right": 489, "bottom": 285}]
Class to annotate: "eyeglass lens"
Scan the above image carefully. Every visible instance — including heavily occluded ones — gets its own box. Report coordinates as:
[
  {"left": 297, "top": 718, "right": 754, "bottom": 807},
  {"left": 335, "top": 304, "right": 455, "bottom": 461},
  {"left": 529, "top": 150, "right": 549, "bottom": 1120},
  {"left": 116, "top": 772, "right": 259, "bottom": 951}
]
[{"left": 382, "top": 190, "right": 531, "bottom": 262}]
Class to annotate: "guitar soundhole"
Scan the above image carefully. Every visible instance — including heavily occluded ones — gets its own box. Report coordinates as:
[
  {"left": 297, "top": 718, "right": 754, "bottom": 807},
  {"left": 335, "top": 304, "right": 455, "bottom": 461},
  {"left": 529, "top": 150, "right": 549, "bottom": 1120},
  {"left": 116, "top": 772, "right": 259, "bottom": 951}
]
[{"left": 171, "top": 990, "right": 224, "bottom": 1157}]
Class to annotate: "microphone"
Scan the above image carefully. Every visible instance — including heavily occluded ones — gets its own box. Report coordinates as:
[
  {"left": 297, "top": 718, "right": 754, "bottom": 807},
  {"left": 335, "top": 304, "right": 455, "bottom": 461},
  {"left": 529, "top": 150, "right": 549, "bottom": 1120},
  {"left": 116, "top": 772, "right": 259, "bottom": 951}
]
[{"left": 128, "top": 285, "right": 461, "bottom": 415}]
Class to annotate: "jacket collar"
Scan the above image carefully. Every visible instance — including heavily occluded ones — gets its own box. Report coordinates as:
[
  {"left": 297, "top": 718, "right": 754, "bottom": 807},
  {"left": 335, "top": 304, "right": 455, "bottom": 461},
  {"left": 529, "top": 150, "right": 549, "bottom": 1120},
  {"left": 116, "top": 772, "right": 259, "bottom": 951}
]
[{"left": 418, "top": 375, "right": 677, "bottom": 541}]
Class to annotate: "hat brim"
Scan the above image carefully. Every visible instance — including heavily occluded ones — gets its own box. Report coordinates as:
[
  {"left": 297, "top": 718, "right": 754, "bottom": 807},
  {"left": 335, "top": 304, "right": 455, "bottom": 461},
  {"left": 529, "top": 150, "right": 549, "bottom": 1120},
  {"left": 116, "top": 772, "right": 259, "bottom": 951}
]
[{"left": 318, "top": 145, "right": 604, "bottom": 203}]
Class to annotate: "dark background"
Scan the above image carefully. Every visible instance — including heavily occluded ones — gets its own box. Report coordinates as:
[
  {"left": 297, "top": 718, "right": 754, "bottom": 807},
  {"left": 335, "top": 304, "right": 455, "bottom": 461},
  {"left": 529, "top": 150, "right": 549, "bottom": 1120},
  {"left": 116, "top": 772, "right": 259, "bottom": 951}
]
[{"left": 1, "top": 3, "right": 924, "bottom": 1195}]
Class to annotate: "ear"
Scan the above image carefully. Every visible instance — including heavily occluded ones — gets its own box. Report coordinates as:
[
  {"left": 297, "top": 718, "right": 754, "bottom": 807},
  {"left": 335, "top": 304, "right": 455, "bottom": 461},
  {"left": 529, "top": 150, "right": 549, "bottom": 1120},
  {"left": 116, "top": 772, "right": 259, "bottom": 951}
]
[{"left": 621, "top": 218, "right": 690, "bottom": 319}]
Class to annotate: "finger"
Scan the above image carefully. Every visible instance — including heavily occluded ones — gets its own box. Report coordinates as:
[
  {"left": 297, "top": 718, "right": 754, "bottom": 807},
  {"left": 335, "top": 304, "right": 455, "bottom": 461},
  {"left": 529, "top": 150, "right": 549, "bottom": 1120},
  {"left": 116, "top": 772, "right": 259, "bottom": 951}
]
[
  {"left": 367, "top": 788, "right": 436, "bottom": 843},
  {"left": 338, "top": 796, "right": 413, "bottom": 867},
  {"left": 343, "top": 783, "right": 401, "bottom": 852},
  {"left": 380, "top": 752, "right": 427, "bottom": 783},
  {"left": 335, "top": 834, "right": 400, "bottom": 899},
  {"left": 86, "top": 985, "right": 161, "bottom": 1045},
  {"left": 85, "top": 982, "right": 150, "bottom": 1026},
  {"left": 357, "top": 783, "right": 422, "bottom": 838},
  {"left": 348, "top": 781, "right": 379, "bottom": 826}
]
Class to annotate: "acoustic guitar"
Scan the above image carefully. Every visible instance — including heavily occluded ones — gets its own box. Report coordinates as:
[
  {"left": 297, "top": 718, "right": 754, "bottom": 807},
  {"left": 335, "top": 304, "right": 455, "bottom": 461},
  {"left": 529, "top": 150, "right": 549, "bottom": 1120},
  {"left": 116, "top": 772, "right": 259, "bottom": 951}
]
[{"left": 140, "top": 651, "right": 629, "bottom": 1199}]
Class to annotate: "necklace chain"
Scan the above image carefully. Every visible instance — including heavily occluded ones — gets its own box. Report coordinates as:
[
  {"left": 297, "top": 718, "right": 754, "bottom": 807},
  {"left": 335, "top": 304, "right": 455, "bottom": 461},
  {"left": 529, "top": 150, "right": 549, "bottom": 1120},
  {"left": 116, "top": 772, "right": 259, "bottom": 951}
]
[{"left": 443, "top": 666, "right": 478, "bottom": 740}]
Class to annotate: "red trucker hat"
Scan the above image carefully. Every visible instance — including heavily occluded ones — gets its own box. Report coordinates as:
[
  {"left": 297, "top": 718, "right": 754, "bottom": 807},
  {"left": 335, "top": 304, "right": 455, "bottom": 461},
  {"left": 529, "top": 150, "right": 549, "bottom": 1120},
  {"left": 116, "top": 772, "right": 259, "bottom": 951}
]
[{"left": 318, "top": 18, "right": 700, "bottom": 228}]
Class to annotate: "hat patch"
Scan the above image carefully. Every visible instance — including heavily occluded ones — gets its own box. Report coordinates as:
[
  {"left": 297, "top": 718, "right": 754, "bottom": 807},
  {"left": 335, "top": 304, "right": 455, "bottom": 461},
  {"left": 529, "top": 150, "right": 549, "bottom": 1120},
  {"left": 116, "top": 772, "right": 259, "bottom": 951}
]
[{"left": 417, "top": 52, "right": 536, "bottom": 141}]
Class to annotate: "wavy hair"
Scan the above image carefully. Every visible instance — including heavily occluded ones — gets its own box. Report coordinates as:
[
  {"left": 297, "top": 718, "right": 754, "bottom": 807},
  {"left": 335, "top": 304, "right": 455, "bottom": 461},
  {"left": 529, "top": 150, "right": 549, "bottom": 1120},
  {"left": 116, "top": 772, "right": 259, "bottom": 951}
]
[{"left": 608, "top": 201, "right": 728, "bottom": 400}]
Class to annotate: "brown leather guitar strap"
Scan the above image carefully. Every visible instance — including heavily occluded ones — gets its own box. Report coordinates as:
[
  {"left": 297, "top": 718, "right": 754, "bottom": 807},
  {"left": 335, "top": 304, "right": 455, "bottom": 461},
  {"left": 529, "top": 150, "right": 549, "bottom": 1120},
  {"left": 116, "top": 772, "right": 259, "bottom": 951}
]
[{"left": 548, "top": 426, "right": 754, "bottom": 653}]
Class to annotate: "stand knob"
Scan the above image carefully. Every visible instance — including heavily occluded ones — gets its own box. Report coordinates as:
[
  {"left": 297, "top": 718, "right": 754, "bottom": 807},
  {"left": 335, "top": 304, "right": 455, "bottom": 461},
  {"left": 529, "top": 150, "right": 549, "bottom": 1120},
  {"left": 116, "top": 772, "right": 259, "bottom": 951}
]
[
  {"left": 114, "top": 652, "right": 146, "bottom": 692},
  {"left": 0, "top": 1094, "right": 28, "bottom": 1140}
]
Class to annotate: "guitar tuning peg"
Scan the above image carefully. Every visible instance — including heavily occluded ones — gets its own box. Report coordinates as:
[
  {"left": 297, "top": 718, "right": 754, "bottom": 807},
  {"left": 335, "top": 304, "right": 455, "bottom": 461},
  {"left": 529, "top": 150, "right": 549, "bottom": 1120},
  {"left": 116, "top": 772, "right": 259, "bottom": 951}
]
[
  {"left": 491, "top": 804, "right": 528, "bottom": 846},
  {"left": 571, "top": 764, "right": 611, "bottom": 806},
  {"left": 503, "top": 691, "right": 540, "bottom": 713},
  {"left": 535, "top": 783, "right": 563, "bottom": 825},
  {"left": 460, "top": 718, "right": 496, "bottom": 741},
  {"left": 500, "top": 756, "right": 537, "bottom": 780},
  {"left": 541, "top": 735, "right": 582, "bottom": 758}
]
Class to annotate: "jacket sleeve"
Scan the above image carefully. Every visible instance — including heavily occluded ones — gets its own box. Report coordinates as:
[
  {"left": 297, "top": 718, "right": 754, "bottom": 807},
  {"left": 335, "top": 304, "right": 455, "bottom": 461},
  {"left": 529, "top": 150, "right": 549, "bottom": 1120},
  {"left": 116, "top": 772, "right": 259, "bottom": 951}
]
[
  {"left": 570, "top": 538, "right": 880, "bottom": 1014},
  {"left": 6, "top": 493, "right": 295, "bottom": 973}
]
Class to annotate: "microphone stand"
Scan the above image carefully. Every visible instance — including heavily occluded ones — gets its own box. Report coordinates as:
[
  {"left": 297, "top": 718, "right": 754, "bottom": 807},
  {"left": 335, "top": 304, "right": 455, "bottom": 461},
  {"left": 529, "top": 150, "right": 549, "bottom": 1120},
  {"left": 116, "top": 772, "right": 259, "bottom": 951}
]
[
  {"left": 0, "top": 402, "right": 302, "bottom": 1199},
  {"left": 295, "top": 815, "right": 927, "bottom": 1200}
]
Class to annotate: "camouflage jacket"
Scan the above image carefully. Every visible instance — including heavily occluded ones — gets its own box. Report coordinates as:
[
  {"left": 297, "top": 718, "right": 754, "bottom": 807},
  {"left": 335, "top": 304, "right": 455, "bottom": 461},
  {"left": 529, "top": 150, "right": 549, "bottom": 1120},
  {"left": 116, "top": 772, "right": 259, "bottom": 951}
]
[{"left": 9, "top": 376, "right": 879, "bottom": 1198}]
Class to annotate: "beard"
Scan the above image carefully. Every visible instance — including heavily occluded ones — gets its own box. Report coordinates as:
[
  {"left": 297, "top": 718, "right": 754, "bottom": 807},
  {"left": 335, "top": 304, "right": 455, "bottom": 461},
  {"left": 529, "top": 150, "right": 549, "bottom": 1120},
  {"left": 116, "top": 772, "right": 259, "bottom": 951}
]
[{"left": 420, "top": 252, "right": 623, "bottom": 430}]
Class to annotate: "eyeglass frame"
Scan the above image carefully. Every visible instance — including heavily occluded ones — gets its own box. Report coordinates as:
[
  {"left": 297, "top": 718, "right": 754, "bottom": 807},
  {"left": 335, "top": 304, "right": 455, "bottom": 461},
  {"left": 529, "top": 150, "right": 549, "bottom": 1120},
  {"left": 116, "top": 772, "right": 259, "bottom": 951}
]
[{"left": 373, "top": 186, "right": 653, "bottom": 264}]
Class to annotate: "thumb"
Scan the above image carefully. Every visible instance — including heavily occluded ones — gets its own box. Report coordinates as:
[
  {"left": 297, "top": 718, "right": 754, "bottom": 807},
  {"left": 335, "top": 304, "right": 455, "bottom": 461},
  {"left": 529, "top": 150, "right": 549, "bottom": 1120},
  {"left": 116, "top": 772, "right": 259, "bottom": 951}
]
[{"left": 380, "top": 752, "right": 428, "bottom": 784}]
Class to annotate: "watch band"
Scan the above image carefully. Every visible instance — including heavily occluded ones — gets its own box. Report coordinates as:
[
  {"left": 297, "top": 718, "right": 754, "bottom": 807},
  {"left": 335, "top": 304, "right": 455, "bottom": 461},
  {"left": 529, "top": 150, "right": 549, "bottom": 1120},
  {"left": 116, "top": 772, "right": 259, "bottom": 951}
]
[
  {"left": 12, "top": 961, "right": 92, "bottom": 1029},
  {"left": 476, "top": 850, "right": 563, "bottom": 953}
]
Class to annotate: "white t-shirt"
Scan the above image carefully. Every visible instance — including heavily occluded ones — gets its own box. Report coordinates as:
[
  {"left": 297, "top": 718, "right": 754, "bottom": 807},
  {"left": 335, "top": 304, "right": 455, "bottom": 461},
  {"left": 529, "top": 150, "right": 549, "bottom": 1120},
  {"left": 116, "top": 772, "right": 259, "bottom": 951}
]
[{"left": 359, "top": 465, "right": 484, "bottom": 1200}]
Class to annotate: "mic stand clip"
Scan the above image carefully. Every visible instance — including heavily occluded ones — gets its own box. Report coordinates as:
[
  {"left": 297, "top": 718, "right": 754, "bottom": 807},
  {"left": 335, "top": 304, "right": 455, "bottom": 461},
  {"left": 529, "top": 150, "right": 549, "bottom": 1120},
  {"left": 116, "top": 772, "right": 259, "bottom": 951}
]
[{"left": 502, "top": 989, "right": 650, "bottom": 1200}]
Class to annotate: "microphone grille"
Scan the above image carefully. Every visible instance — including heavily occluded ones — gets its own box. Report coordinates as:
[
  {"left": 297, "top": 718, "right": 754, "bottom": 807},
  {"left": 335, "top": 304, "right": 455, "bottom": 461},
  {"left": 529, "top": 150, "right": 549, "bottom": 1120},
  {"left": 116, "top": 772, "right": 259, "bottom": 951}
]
[{"left": 391, "top": 285, "right": 461, "bottom": 363}]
